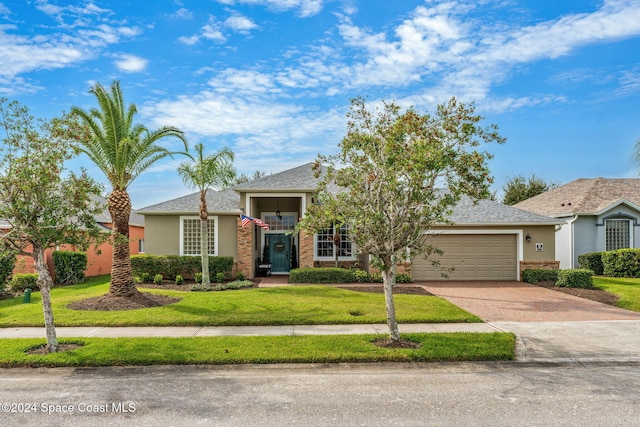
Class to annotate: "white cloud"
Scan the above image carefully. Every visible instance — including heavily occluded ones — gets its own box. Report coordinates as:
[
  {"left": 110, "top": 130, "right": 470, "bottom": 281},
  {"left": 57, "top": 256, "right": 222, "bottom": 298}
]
[
  {"left": 172, "top": 7, "right": 193, "bottom": 19},
  {"left": 214, "top": 0, "right": 325, "bottom": 17},
  {"left": 224, "top": 14, "right": 258, "bottom": 33},
  {"left": 114, "top": 54, "right": 148, "bottom": 73},
  {"left": 179, "top": 17, "right": 226, "bottom": 44}
]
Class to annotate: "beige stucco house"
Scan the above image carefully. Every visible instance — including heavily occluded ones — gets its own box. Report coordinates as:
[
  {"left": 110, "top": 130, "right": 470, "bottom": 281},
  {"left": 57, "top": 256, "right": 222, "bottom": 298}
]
[{"left": 138, "top": 163, "right": 563, "bottom": 280}]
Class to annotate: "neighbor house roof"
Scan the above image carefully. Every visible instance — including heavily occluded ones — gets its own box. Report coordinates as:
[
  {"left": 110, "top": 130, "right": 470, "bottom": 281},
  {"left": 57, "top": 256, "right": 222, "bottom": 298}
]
[
  {"left": 93, "top": 196, "right": 145, "bottom": 227},
  {"left": 514, "top": 178, "right": 640, "bottom": 217},
  {"left": 232, "top": 163, "right": 322, "bottom": 192},
  {"left": 137, "top": 188, "right": 240, "bottom": 215},
  {"left": 447, "top": 196, "right": 564, "bottom": 226}
]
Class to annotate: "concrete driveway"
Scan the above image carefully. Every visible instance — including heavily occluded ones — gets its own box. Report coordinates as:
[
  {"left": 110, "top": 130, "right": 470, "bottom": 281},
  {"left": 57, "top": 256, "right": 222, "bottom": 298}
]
[{"left": 417, "top": 280, "right": 640, "bottom": 322}]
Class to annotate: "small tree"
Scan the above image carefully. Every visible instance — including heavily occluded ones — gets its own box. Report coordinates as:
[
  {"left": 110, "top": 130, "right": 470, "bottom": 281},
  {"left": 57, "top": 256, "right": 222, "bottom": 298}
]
[
  {"left": 0, "top": 98, "right": 103, "bottom": 352},
  {"left": 299, "top": 97, "right": 505, "bottom": 342},
  {"left": 501, "top": 175, "right": 555, "bottom": 205},
  {"left": 177, "top": 143, "right": 235, "bottom": 286}
]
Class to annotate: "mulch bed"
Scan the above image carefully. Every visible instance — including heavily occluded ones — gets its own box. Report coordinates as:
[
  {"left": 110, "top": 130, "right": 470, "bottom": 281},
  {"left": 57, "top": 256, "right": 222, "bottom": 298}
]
[
  {"left": 373, "top": 338, "right": 421, "bottom": 349},
  {"left": 26, "top": 343, "right": 85, "bottom": 355},
  {"left": 531, "top": 281, "right": 620, "bottom": 306},
  {"left": 67, "top": 291, "right": 181, "bottom": 311}
]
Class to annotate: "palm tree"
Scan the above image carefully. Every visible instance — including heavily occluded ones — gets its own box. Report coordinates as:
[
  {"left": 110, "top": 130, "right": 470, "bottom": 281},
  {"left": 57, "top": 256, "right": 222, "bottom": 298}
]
[
  {"left": 71, "top": 81, "right": 188, "bottom": 297},
  {"left": 178, "top": 143, "right": 235, "bottom": 286}
]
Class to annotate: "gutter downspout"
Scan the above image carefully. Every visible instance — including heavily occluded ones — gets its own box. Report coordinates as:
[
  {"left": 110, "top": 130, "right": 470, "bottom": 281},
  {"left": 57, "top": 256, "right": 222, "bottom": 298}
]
[{"left": 566, "top": 215, "right": 579, "bottom": 269}]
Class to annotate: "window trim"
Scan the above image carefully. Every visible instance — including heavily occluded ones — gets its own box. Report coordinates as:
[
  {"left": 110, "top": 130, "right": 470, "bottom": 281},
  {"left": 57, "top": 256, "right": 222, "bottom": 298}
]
[
  {"left": 313, "top": 224, "right": 356, "bottom": 262},
  {"left": 179, "top": 215, "right": 218, "bottom": 256},
  {"left": 605, "top": 218, "right": 632, "bottom": 251}
]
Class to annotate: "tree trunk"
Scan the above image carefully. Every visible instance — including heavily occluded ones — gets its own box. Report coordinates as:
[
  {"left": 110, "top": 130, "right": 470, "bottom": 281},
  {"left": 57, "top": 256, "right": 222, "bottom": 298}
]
[
  {"left": 107, "top": 189, "right": 139, "bottom": 297},
  {"left": 33, "top": 245, "right": 59, "bottom": 352},
  {"left": 381, "top": 257, "right": 400, "bottom": 341},
  {"left": 200, "top": 190, "right": 210, "bottom": 286}
]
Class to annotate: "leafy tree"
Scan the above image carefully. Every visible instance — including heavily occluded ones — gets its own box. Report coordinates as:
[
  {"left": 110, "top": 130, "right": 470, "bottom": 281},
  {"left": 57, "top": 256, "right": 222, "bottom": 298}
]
[
  {"left": 178, "top": 143, "right": 235, "bottom": 286},
  {"left": 230, "top": 170, "right": 267, "bottom": 186},
  {"left": 501, "top": 175, "right": 555, "bottom": 205},
  {"left": 0, "top": 98, "right": 104, "bottom": 352},
  {"left": 299, "top": 97, "right": 505, "bottom": 342},
  {"left": 71, "top": 81, "right": 188, "bottom": 298}
]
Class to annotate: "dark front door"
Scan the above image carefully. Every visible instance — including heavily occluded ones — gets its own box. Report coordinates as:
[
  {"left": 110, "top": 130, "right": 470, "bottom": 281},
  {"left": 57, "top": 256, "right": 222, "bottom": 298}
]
[{"left": 269, "top": 234, "right": 291, "bottom": 273}]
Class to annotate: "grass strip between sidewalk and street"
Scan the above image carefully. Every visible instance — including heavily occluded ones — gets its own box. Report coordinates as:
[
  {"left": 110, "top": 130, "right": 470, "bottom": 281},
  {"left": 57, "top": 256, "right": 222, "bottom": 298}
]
[
  {"left": 0, "top": 333, "right": 515, "bottom": 368},
  {"left": 593, "top": 277, "right": 640, "bottom": 312},
  {"left": 0, "top": 276, "right": 481, "bottom": 327}
]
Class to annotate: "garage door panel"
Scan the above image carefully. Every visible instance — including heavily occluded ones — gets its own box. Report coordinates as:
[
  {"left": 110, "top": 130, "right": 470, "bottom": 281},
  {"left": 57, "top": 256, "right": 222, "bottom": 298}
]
[{"left": 413, "top": 234, "right": 517, "bottom": 281}]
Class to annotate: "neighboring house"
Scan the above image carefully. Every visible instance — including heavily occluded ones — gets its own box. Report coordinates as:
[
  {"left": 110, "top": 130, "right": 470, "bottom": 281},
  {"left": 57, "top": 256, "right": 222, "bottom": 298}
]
[
  {"left": 4, "top": 196, "right": 145, "bottom": 278},
  {"left": 139, "top": 163, "right": 562, "bottom": 281},
  {"left": 514, "top": 178, "right": 640, "bottom": 269}
]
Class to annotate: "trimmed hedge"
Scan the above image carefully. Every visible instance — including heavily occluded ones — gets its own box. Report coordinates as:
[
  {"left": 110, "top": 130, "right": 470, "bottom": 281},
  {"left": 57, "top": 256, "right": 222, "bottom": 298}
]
[
  {"left": 602, "top": 249, "right": 640, "bottom": 278},
  {"left": 577, "top": 252, "right": 604, "bottom": 275},
  {"left": 0, "top": 251, "right": 16, "bottom": 293},
  {"left": 131, "top": 255, "right": 234, "bottom": 280},
  {"left": 52, "top": 251, "right": 87, "bottom": 286},
  {"left": 10, "top": 273, "right": 39, "bottom": 292},
  {"left": 556, "top": 269, "right": 594, "bottom": 288},
  {"left": 289, "top": 267, "right": 356, "bottom": 283},
  {"left": 522, "top": 268, "right": 559, "bottom": 284}
]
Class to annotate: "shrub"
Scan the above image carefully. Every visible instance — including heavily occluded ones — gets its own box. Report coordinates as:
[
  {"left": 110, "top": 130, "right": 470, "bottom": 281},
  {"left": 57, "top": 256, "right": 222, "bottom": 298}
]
[
  {"left": 556, "top": 269, "right": 594, "bottom": 288},
  {"left": 577, "top": 252, "right": 604, "bottom": 276},
  {"left": 0, "top": 251, "right": 16, "bottom": 293},
  {"left": 52, "top": 251, "right": 87, "bottom": 286},
  {"left": 368, "top": 272, "right": 383, "bottom": 283},
  {"left": 190, "top": 283, "right": 212, "bottom": 292},
  {"left": 153, "top": 274, "right": 163, "bottom": 285},
  {"left": 10, "top": 273, "right": 39, "bottom": 292},
  {"left": 131, "top": 255, "right": 234, "bottom": 279},
  {"left": 175, "top": 275, "right": 184, "bottom": 285},
  {"left": 396, "top": 273, "right": 413, "bottom": 283},
  {"left": 522, "top": 269, "right": 559, "bottom": 284},
  {"left": 214, "top": 280, "right": 254, "bottom": 291},
  {"left": 352, "top": 269, "right": 369, "bottom": 283},
  {"left": 602, "top": 249, "right": 640, "bottom": 278},
  {"left": 215, "top": 272, "right": 225, "bottom": 283},
  {"left": 139, "top": 272, "right": 151, "bottom": 283},
  {"left": 194, "top": 272, "right": 203, "bottom": 283},
  {"left": 289, "top": 267, "right": 356, "bottom": 283},
  {"left": 235, "top": 271, "right": 245, "bottom": 281}
]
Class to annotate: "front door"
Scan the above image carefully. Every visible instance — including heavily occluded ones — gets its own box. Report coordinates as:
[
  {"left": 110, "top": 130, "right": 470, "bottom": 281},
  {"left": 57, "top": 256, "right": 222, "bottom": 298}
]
[{"left": 269, "top": 234, "right": 291, "bottom": 273}]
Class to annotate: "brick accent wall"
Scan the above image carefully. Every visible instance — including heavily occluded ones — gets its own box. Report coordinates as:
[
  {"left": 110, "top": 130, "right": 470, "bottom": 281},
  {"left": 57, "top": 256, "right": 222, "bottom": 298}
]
[
  {"left": 237, "top": 218, "right": 253, "bottom": 278},
  {"left": 298, "top": 229, "right": 314, "bottom": 268},
  {"left": 519, "top": 260, "right": 560, "bottom": 279}
]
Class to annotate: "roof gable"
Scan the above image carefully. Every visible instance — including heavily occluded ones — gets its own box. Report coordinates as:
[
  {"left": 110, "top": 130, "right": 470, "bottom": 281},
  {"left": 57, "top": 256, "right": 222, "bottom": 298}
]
[
  {"left": 232, "top": 163, "right": 321, "bottom": 192},
  {"left": 514, "top": 178, "right": 640, "bottom": 216}
]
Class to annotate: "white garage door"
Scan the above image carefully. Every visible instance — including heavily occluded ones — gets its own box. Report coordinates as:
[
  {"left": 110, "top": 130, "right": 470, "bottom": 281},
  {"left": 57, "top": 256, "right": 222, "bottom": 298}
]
[{"left": 412, "top": 234, "right": 517, "bottom": 281}]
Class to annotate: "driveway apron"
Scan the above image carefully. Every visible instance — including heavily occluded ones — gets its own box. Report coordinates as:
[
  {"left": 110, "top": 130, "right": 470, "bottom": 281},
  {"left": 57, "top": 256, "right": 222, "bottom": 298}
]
[{"left": 417, "top": 281, "right": 640, "bottom": 322}]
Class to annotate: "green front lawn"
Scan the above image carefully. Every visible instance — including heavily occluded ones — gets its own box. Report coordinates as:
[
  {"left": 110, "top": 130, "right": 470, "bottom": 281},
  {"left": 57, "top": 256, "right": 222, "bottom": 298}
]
[
  {"left": 0, "top": 276, "right": 481, "bottom": 327},
  {"left": 0, "top": 333, "right": 515, "bottom": 367},
  {"left": 594, "top": 277, "right": 640, "bottom": 312}
]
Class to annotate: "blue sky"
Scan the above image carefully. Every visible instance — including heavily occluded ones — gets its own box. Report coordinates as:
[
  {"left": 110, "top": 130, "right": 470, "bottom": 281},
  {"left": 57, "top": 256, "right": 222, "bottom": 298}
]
[{"left": 2, "top": 0, "right": 640, "bottom": 209}]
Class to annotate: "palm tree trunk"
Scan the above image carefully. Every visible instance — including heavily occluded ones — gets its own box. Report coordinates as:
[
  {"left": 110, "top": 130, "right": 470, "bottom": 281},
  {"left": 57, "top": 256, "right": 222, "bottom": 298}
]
[
  {"left": 381, "top": 256, "right": 401, "bottom": 341},
  {"left": 200, "top": 191, "right": 211, "bottom": 286},
  {"left": 33, "top": 245, "right": 59, "bottom": 352},
  {"left": 108, "top": 189, "right": 139, "bottom": 297}
]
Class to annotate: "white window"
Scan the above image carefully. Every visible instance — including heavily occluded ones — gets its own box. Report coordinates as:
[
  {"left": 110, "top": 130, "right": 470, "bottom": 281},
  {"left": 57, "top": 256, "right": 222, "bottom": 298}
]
[
  {"left": 314, "top": 225, "right": 355, "bottom": 261},
  {"left": 605, "top": 219, "right": 630, "bottom": 251},
  {"left": 138, "top": 239, "right": 145, "bottom": 254},
  {"left": 180, "top": 216, "right": 218, "bottom": 256}
]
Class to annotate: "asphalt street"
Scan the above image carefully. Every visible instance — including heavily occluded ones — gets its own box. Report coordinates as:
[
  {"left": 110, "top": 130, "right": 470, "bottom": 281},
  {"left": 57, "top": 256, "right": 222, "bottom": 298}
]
[{"left": 1, "top": 363, "right": 639, "bottom": 426}]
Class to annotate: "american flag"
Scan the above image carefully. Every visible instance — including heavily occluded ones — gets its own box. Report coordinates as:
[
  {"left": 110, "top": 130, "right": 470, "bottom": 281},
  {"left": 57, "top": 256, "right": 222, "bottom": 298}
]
[
  {"left": 240, "top": 214, "right": 252, "bottom": 227},
  {"left": 253, "top": 218, "right": 270, "bottom": 230}
]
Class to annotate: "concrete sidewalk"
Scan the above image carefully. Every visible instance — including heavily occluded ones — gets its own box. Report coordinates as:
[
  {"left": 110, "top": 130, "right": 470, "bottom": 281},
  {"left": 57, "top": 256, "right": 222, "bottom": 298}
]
[{"left": 0, "top": 323, "right": 496, "bottom": 338}]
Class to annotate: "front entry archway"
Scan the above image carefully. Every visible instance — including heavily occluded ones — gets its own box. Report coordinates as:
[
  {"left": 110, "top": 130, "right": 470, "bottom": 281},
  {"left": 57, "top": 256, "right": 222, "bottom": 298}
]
[{"left": 267, "top": 234, "right": 291, "bottom": 274}]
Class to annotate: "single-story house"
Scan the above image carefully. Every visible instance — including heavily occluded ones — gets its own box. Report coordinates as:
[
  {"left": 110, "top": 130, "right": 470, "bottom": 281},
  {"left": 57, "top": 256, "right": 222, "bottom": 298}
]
[
  {"left": 515, "top": 178, "right": 640, "bottom": 269},
  {"left": 138, "top": 163, "right": 562, "bottom": 281},
  {"left": 3, "top": 196, "right": 145, "bottom": 278}
]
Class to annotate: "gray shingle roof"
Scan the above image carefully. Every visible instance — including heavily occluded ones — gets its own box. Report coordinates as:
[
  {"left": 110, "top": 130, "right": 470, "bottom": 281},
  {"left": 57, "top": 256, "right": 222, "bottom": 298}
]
[
  {"left": 137, "top": 188, "right": 240, "bottom": 215},
  {"left": 447, "top": 196, "right": 563, "bottom": 225},
  {"left": 232, "top": 163, "right": 320, "bottom": 192},
  {"left": 514, "top": 178, "right": 640, "bottom": 216},
  {"left": 93, "top": 196, "right": 145, "bottom": 227}
]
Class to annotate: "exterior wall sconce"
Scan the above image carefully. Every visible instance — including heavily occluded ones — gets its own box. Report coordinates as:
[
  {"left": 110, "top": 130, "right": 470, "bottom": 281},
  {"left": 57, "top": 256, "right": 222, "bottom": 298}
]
[{"left": 525, "top": 234, "right": 531, "bottom": 243}]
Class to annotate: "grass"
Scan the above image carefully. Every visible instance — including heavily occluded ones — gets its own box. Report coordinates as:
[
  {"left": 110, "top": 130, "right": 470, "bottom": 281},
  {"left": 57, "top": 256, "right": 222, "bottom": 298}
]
[
  {"left": 594, "top": 276, "right": 640, "bottom": 312},
  {"left": 0, "top": 275, "right": 481, "bottom": 327},
  {"left": 0, "top": 333, "right": 516, "bottom": 367}
]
